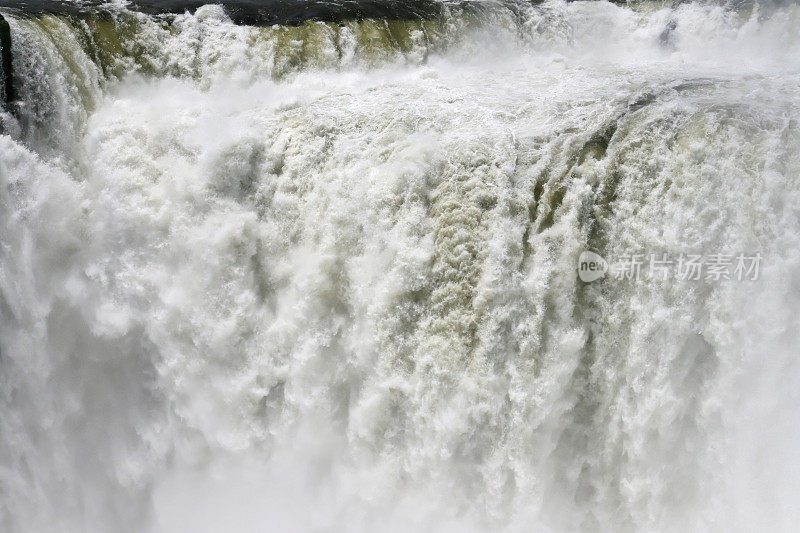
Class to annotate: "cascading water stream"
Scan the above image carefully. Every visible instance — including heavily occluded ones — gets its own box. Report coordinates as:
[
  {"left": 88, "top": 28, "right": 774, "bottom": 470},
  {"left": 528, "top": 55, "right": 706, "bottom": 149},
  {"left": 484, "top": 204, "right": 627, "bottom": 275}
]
[{"left": 0, "top": 1, "right": 799, "bottom": 531}]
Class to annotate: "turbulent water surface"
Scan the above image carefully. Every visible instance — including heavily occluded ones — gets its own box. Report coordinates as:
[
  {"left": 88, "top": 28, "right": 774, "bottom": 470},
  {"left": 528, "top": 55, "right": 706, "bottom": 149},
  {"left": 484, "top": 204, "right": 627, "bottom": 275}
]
[{"left": 0, "top": 0, "right": 799, "bottom": 531}]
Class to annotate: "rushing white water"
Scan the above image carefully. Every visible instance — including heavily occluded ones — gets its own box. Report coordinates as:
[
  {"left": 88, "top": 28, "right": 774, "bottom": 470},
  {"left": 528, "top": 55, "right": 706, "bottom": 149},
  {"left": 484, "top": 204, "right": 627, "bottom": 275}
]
[{"left": 1, "top": 1, "right": 800, "bottom": 531}]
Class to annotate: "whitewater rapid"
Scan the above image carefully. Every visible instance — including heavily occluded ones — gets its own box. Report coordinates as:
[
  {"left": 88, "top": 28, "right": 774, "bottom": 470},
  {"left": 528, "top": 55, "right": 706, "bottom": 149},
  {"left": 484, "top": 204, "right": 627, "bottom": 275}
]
[{"left": 1, "top": 1, "right": 800, "bottom": 531}]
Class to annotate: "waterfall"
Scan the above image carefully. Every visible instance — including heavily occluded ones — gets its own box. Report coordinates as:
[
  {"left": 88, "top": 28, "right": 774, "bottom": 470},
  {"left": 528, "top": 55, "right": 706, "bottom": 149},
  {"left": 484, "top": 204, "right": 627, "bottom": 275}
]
[{"left": 0, "top": 1, "right": 799, "bottom": 531}]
